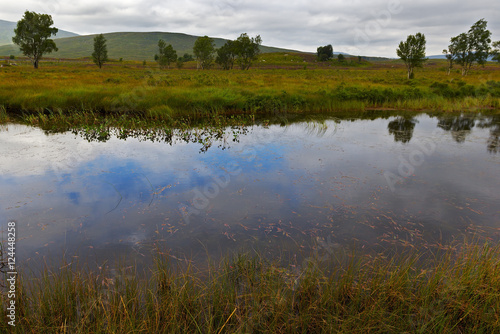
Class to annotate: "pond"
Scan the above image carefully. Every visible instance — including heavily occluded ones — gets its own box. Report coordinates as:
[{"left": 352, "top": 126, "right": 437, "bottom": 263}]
[{"left": 1, "top": 111, "right": 499, "bottom": 272}]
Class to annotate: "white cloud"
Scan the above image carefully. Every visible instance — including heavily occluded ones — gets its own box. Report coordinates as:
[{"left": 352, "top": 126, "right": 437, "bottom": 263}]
[{"left": 0, "top": 124, "right": 197, "bottom": 177}]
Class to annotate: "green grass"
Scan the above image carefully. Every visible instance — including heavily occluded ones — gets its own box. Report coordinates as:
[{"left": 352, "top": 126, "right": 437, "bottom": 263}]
[
  {"left": 2, "top": 241, "right": 500, "bottom": 333},
  {"left": 0, "top": 56, "right": 499, "bottom": 125}
]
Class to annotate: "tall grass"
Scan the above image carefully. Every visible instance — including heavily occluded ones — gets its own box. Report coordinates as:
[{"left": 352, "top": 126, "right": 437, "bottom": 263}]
[
  {"left": 2, "top": 241, "right": 500, "bottom": 333},
  {"left": 0, "top": 59, "right": 499, "bottom": 123},
  {"left": 0, "top": 105, "right": 8, "bottom": 123}
]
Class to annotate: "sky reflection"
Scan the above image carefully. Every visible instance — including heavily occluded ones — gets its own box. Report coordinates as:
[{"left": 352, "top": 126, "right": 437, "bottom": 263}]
[{"left": 1, "top": 113, "right": 499, "bottom": 271}]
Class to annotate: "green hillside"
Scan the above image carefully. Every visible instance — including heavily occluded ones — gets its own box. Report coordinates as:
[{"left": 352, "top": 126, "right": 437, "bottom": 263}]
[
  {"left": 0, "top": 31, "right": 298, "bottom": 60},
  {"left": 0, "top": 19, "right": 78, "bottom": 46},
  {"left": 0, "top": 20, "right": 16, "bottom": 46}
]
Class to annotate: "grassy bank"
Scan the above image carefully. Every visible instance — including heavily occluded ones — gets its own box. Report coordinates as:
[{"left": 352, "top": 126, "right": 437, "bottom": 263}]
[
  {"left": 1, "top": 242, "right": 500, "bottom": 333},
  {"left": 1, "top": 55, "right": 500, "bottom": 124}
]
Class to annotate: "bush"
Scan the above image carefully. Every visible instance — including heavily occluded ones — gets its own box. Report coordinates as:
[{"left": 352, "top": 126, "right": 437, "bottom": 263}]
[{"left": 430, "top": 82, "right": 456, "bottom": 98}]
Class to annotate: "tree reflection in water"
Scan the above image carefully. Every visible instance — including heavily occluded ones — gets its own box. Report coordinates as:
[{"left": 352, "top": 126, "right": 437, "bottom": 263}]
[
  {"left": 387, "top": 117, "right": 418, "bottom": 143},
  {"left": 477, "top": 114, "right": 500, "bottom": 154},
  {"left": 44, "top": 112, "right": 500, "bottom": 154},
  {"left": 437, "top": 115, "right": 475, "bottom": 143},
  {"left": 71, "top": 126, "right": 249, "bottom": 153}
]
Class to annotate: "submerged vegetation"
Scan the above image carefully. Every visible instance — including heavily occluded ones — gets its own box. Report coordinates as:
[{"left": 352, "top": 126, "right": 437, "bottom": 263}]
[
  {"left": 0, "top": 55, "right": 499, "bottom": 123},
  {"left": 1, "top": 241, "right": 500, "bottom": 333}
]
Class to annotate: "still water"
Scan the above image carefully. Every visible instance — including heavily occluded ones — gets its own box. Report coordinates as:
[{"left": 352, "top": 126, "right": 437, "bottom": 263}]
[{"left": 1, "top": 112, "right": 499, "bottom": 270}]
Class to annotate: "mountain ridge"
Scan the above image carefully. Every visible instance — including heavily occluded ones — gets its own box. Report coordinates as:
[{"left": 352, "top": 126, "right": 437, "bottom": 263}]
[
  {"left": 0, "top": 29, "right": 299, "bottom": 60},
  {"left": 0, "top": 19, "right": 78, "bottom": 46}
]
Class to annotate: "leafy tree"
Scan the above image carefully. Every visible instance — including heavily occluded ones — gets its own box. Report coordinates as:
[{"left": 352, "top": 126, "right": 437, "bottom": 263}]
[
  {"left": 233, "top": 33, "right": 262, "bottom": 70},
  {"left": 216, "top": 40, "right": 236, "bottom": 70},
  {"left": 179, "top": 53, "right": 194, "bottom": 62},
  {"left": 337, "top": 54, "right": 345, "bottom": 62},
  {"left": 193, "top": 36, "right": 215, "bottom": 69},
  {"left": 449, "top": 33, "right": 471, "bottom": 75},
  {"left": 442, "top": 48, "right": 454, "bottom": 75},
  {"left": 164, "top": 45, "right": 177, "bottom": 68},
  {"left": 396, "top": 32, "right": 427, "bottom": 79},
  {"left": 448, "top": 19, "right": 491, "bottom": 76},
  {"left": 92, "top": 34, "right": 108, "bottom": 69},
  {"left": 155, "top": 39, "right": 177, "bottom": 69},
  {"left": 317, "top": 44, "right": 333, "bottom": 61},
  {"left": 12, "top": 11, "right": 58, "bottom": 69},
  {"left": 492, "top": 41, "right": 500, "bottom": 63}
]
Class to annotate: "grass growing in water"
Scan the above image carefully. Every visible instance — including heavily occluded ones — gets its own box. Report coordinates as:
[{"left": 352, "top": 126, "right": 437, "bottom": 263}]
[
  {"left": 2, "top": 241, "right": 500, "bottom": 333},
  {"left": 0, "top": 105, "right": 8, "bottom": 123}
]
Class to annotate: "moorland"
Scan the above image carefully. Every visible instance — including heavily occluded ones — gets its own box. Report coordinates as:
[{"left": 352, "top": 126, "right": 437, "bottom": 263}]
[{"left": 1, "top": 52, "right": 499, "bottom": 128}]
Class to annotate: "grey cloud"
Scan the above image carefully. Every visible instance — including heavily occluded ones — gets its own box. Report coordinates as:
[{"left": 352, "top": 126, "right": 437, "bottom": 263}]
[{"left": 3, "top": 0, "right": 500, "bottom": 57}]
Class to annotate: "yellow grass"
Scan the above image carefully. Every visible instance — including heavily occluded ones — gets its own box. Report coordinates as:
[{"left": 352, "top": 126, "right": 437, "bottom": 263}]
[{"left": 0, "top": 55, "right": 499, "bottom": 121}]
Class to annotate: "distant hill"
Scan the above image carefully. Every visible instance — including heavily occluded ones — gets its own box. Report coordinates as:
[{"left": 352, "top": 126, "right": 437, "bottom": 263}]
[
  {"left": 0, "top": 19, "right": 78, "bottom": 46},
  {"left": 428, "top": 55, "right": 447, "bottom": 59},
  {"left": 428, "top": 54, "right": 497, "bottom": 61},
  {"left": 0, "top": 31, "right": 299, "bottom": 60},
  {"left": 359, "top": 55, "right": 393, "bottom": 62}
]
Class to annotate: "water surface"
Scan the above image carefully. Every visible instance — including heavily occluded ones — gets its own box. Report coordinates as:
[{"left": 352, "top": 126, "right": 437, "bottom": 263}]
[{"left": 1, "top": 112, "right": 499, "bottom": 270}]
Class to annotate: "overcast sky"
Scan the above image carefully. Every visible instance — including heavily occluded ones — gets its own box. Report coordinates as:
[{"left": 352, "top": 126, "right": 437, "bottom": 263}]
[{"left": 3, "top": 0, "right": 500, "bottom": 57}]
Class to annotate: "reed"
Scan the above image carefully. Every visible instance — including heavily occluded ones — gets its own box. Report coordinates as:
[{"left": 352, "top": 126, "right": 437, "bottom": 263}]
[
  {"left": 0, "top": 105, "right": 8, "bottom": 122},
  {"left": 1, "top": 241, "right": 500, "bottom": 333}
]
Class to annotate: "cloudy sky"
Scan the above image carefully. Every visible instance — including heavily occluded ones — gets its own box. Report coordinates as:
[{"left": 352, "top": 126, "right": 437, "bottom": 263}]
[{"left": 2, "top": 0, "right": 499, "bottom": 57}]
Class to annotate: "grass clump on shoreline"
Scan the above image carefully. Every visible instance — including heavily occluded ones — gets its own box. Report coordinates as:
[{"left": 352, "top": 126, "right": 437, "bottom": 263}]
[
  {"left": 0, "top": 105, "right": 8, "bottom": 123},
  {"left": 2, "top": 241, "right": 500, "bottom": 333}
]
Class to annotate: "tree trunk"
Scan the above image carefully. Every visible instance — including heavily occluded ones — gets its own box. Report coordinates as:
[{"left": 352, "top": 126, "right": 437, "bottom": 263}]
[
  {"left": 407, "top": 67, "right": 413, "bottom": 79},
  {"left": 34, "top": 59, "right": 39, "bottom": 69}
]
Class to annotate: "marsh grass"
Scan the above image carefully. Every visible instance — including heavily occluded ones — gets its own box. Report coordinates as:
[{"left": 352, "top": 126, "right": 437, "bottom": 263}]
[
  {"left": 1, "top": 58, "right": 499, "bottom": 124},
  {"left": 2, "top": 241, "right": 500, "bottom": 333},
  {"left": 0, "top": 105, "right": 8, "bottom": 123}
]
